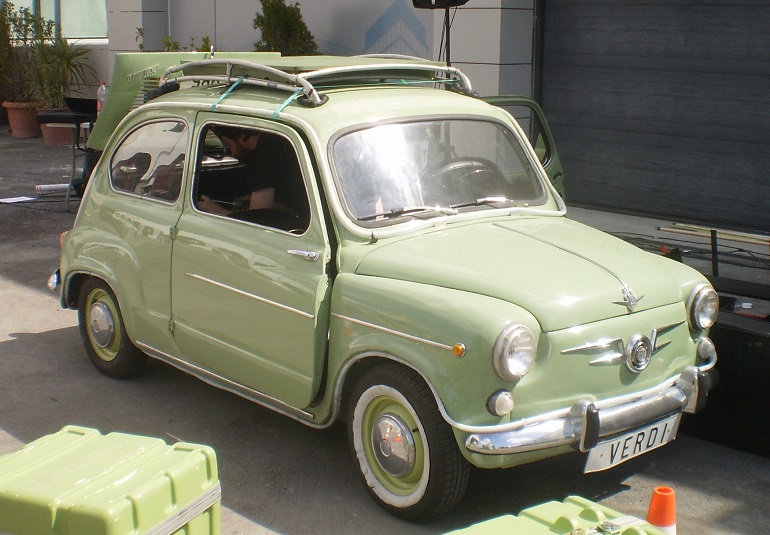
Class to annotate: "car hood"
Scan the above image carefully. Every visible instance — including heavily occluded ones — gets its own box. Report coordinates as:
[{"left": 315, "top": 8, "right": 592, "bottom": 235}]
[{"left": 354, "top": 216, "right": 682, "bottom": 332}]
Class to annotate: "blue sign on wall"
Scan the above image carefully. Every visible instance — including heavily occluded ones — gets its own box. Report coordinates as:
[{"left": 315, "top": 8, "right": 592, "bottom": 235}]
[{"left": 364, "top": 0, "right": 429, "bottom": 57}]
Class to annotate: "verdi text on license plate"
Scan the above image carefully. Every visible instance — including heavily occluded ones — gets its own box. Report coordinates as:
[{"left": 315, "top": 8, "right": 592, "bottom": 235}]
[{"left": 584, "top": 413, "right": 681, "bottom": 473}]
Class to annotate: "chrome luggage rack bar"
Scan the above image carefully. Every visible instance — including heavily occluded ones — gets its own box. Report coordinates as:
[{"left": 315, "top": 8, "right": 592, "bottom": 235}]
[
  {"left": 303, "top": 63, "right": 473, "bottom": 94},
  {"left": 159, "top": 59, "right": 325, "bottom": 106},
  {"left": 158, "top": 58, "right": 473, "bottom": 108}
]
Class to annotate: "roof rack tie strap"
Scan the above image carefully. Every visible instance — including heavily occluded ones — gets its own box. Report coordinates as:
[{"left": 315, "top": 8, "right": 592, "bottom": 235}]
[
  {"left": 210, "top": 75, "right": 245, "bottom": 112},
  {"left": 272, "top": 87, "right": 304, "bottom": 119}
]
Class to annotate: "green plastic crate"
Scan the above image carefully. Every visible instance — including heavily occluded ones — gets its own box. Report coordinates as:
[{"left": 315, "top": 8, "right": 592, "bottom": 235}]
[
  {"left": 447, "top": 495, "right": 668, "bottom": 534},
  {"left": 0, "top": 426, "right": 220, "bottom": 535}
]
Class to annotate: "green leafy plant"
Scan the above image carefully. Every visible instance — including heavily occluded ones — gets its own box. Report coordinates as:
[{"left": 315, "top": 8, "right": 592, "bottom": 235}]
[
  {"left": 135, "top": 27, "right": 144, "bottom": 51},
  {"left": 1, "top": 2, "right": 55, "bottom": 102},
  {"left": 162, "top": 35, "right": 180, "bottom": 52},
  {"left": 0, "top": 3, "right": 13, "bottom": 101},
  {"left": 186, "top": 36, "right": 213, "bottom": 52},
  {"left": 36, "top": 36, "right": 96, "bottom": 108},
  {"left": 253, "top": 0, "right": 318, "bottom": 56}
]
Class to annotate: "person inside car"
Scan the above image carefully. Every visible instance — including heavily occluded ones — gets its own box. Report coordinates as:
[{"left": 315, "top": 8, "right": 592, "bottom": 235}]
[{"left": 197, "top": 126, "right": 277, "bottom": 216}]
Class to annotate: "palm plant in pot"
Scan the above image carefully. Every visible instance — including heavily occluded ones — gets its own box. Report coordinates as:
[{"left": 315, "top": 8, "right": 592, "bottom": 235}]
[
  {"left": 35, "top": 36, "right": 96, "bottom": 144},
  {"left": 0, "top": 3, "right": 12, "bottom": 126},
  {"left": 0, "top": 2, "right": 54, "bottom": 138}
]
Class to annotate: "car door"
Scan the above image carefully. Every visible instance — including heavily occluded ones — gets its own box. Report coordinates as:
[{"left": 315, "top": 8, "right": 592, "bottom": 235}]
[
  {"left": 170, "top": 115, "right": 332, "bottom": 410},
  {"left": 483, "top": 96, "right": 565, "bottom": 200}
]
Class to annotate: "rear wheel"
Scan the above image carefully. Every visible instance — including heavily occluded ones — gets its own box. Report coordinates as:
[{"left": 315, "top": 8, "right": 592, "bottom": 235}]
[
  {"left": 348, "top": 363, "right": 470, "bottom": 521},
  {"left": 77, "top": 278, "right": 146, "bottom": 378}
]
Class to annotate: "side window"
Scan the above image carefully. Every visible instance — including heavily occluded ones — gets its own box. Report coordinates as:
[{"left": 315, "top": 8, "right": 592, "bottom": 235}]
[
  {"left": 110, "top": 121, "right": 188, "bottom": 203},
  {"left": 194, "top": 124, "right": 311, "bottom": 233}
]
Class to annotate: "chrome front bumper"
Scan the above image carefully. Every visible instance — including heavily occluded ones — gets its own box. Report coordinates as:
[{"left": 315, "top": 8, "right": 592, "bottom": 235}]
[{"left": 465, "top": 365, "right": 717, "bottom": 455}]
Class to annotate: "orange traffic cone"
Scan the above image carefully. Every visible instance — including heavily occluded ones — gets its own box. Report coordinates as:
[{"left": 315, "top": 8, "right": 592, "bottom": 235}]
[{"left": 647, "top": 486, "right": 677, "bottom": 534}]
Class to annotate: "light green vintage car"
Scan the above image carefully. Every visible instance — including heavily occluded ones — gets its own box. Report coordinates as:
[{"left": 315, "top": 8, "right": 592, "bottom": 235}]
[{"left": 51, "top": 53, "right": 718, "bottom": 521}]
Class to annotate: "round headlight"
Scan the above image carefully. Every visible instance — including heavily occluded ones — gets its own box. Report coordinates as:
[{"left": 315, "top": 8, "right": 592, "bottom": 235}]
[
  {"left": 493, "top": 324, "right": 537, "bottom": 382},
  {"left": 688, "top": 285, "right": 719, "bottom": 330}
]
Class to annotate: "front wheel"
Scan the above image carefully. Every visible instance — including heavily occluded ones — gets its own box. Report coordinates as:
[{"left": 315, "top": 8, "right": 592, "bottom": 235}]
[
  {"left": 77, "top": 278, "right": 146, "bottom": 378},
  {"left": 348, "top": 363, "right": 470, "bottom": 522}
]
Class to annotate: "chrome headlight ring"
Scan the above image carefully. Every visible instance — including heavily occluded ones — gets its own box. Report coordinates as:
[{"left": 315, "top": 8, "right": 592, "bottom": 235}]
[
  {"left": 493, "top": 323, "right": 537, "bottom": 382},
  {"left": 687, "top": 284, "right": 719, "bottom": 331}
]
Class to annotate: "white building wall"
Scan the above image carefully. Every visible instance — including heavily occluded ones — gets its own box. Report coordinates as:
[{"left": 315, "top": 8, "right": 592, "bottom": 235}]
[
  {"left": 103, "top": 0, "right": 535, "bottom": 98},
  {"left": 441, "top": 0, "right": 535, "bottom": 96}
]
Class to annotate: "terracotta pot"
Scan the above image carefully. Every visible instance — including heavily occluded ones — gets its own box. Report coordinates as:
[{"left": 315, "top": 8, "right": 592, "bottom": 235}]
[
  {"left": 40, "top": 123, "right": 74, "bottom": 145},
  {"left": 2, "top": 101, "right": 41, "bottom": 138},
  {"left": 38, "top": 108, "right": 74, "bottom": 145}
]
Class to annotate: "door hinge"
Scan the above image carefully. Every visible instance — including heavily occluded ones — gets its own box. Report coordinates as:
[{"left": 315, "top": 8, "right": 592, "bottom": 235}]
[
  {"left": 169, "top": 225, "right": 178, "bottom": 241},
  {"left": 168, "top": 318, "right": 175, "bottom": 333}
]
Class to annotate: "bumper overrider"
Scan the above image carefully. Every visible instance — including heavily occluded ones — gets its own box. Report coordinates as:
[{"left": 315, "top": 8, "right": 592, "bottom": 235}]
[{"left": 465, "top": 364, "right": 717, "bottom": 456}]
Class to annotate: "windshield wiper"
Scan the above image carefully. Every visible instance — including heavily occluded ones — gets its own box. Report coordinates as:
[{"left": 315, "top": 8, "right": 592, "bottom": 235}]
[
  {"left": 450, "top": 196, "right": 513, "bottom": 209},
  {"left": 358, "top": 205, "right": 458, "bottom": 222}
]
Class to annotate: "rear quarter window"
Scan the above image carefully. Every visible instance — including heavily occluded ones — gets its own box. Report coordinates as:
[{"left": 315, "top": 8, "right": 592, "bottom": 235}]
[{"left": 110, "top": 120, "right": 188, "bottom": 203}]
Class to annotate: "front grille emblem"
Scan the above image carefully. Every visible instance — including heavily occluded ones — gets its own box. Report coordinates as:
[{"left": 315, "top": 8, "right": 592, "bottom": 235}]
[
  {"left": 626, "top": 334, "right": 653, "bottom": 372},
  {"left": 561, "top": 321, "right": 685, "bottom": 373}
]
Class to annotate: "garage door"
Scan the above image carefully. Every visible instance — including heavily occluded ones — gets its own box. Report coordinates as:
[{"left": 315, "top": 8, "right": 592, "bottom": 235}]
[{"left": 540, "top": 1, "right": 770, "bottom": 232}]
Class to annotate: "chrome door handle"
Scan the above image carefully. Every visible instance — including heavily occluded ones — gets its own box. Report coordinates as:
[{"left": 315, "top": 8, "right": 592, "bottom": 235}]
[{"left": 287, "top": 249, "right": 320, "bottom": 261}]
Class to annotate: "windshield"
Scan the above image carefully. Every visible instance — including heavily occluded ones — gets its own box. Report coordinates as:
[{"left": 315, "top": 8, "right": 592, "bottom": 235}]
[{"left": 331, "top": 119, "right": 546, "bottom": 225}]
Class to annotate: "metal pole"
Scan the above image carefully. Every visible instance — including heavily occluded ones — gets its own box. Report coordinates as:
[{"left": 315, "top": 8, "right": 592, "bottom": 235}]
[
  {"left": 54, "top": 0, "right": 61, "bottom": 38},
  {"left": 445, "top": 8, "right": 451, "bottom": 66}
]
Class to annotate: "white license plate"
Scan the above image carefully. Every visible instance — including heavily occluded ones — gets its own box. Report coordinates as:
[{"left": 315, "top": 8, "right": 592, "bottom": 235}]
[{"left": 584, "top": 413, "right": 681, "bottom": 473}]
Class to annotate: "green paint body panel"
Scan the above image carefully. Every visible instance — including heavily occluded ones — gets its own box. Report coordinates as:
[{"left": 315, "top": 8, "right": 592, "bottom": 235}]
[
  {"left": 58, "top": 53, "right": 716, "bottom": 476},
  {"left": 446, "top": 495, "right": 667, "bottom": 534},
  {"left": 0, "top": 426, "right": 220, "bottom": 535}
]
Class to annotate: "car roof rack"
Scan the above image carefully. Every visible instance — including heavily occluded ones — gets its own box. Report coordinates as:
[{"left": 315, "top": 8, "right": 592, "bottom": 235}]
[
  {"left": 159, "top": 59, "right": 326, "bottom": 106},
  {"left": 158, "top": 57, "right": 474, "bottom": 108}
]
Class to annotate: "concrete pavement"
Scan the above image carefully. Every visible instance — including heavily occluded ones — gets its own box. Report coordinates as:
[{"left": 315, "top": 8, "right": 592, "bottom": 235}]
[{"left": 1, "top": 128, "right": 769, "bottom": 534}]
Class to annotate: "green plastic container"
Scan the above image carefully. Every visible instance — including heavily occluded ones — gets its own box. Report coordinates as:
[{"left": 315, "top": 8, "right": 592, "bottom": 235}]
[
  {"left": 447, "top": 495, "right": 668, "bottom": 534},
  {"left": 0, "top": 426, "right": 220, "bottom": 535}
]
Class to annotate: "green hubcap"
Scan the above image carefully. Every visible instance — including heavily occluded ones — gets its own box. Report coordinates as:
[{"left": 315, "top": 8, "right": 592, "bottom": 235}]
[
  {"left": 362, "top": 394, "right": 425, "bottom": 496},
  {"left": 85, "top": 289, "right": 121, "bottom": 362}
]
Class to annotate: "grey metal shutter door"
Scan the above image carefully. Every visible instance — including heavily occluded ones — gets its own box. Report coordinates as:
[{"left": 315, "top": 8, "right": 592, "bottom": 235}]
[{"left": 541, "top": 1, "right": 770, "bottom": 232}]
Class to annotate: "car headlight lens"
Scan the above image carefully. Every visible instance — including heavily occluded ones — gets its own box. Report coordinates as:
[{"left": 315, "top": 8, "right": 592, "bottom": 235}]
[
  {"left": 493, "top": 324, "right": 537, "bottom": 382},
  {"left": 688, "top": 284, "right": 719, "bottom": 330}
]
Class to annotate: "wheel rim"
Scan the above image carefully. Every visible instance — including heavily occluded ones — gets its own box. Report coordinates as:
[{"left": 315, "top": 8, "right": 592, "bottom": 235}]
[
  {"left": 354, "top": 385, "right": 429, "bottom": 506},
  {"left": 84, "top": 288, "right": 121, "bottom": 362},
  {"left": 372, "top": 413, "right": 416, "bottom": 478}
]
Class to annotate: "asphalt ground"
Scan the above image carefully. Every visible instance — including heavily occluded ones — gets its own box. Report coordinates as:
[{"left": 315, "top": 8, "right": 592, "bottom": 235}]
[{"left": 1, "top": 128, "right": 769, "bottom": 534}]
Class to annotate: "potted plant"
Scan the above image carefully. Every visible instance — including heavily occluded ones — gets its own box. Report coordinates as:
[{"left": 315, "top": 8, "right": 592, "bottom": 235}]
[
  {"left": 253, "top": 0, "right": 319, "bottom": 56},
  {"left": 35, "top": 35, "right": 96, "bottom": 144},
  {"left": 0, "top": 2, "right": 12, "bottom": 125},
  {"left": 1, "top": 2, "right": 54, "bottom": 138}
]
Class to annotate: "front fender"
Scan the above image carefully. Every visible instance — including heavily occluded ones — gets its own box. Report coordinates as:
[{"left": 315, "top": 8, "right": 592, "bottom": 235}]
[{"left": 326, "top": 273, "right": 541, "bottom": 427}]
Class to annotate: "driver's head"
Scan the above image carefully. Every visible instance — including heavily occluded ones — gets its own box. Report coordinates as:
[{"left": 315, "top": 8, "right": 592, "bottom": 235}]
[{"left": 215, "top": 126, "right": 261, "bottom": 162}]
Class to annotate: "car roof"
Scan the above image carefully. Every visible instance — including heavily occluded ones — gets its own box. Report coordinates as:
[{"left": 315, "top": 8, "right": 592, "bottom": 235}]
[
  {"left": 148, "top": 81, "right": 504, "bottom": 140},
  {"left": 87, "top": 53, "right": 506, "bottom": 150}
]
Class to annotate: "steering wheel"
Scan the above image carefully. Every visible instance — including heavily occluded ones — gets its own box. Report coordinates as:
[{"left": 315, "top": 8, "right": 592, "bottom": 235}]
[{"left": 421, "top": 158, "right": 507, "bottom": 200}]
